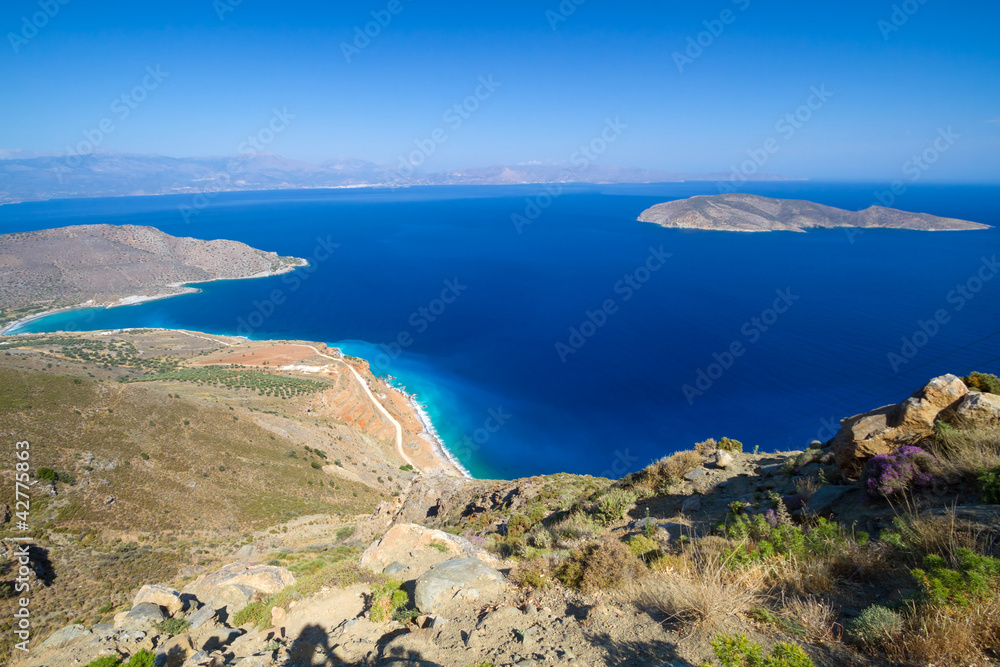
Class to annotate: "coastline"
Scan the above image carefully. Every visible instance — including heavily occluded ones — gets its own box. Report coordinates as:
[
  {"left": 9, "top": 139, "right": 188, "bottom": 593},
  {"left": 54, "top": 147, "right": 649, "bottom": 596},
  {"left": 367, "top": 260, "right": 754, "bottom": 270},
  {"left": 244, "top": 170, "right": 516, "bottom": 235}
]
[
  {"left": 403, "top": 389, "right": 473, "bottom": 479},
  {"left": 0, "top": 260, "right": 308, "bottom": 336},
  {"left": 2, "top": 320, "right": 467, "bottom": 479}
]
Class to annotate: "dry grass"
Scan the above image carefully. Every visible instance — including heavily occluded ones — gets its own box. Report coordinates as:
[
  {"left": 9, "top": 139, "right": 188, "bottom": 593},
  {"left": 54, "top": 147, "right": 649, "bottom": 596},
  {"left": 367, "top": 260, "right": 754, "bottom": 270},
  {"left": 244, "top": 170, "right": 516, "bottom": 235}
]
[
  {"left": 793, "top": 475, "right": 821, "bottom": 497},
  {"left": 929, "top": 423, "right": 1000, "bottom": 483},
  {"left": 881, "top": 596, "right": 1000, "bottom": 666},
  {"left": 549, "top": 512, "right": 601, "bottom": 547},
  {"left": 889, "top": 507, "right": 988, "bottom": 563},
  {"left": 633, "top": 543, "right": 764, "bottom": 631},
  {"left": 778, "top": 594, "right": 840, "bottom": 643},
  {"left": 628, "top": 450, "right": 703, "bottom": 496},
  {"left": 694, "top": 438, "right": 717, "bottom": 456}
]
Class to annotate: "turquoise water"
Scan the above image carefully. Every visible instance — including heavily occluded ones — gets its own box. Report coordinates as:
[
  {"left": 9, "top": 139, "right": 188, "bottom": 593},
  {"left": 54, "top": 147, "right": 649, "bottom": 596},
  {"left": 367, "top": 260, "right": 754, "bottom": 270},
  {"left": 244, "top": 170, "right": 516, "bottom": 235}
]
[{"left": 3, "top": 183, "right": 1000, "bottom": 479}]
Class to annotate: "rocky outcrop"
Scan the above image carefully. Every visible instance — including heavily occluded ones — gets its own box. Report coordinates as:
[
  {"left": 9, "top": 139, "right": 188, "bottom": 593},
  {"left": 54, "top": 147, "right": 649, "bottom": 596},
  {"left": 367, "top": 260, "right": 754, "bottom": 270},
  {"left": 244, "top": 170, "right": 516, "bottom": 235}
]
[
  {"left": 832, "top": 375, "right": 969, "bottom": 471},
  {"left": 413, "top": 558, "right": 507, "bottom": 614},
  {"left": 360, "top": 523, "right": 500, "bottom": 576},
  {"left": 179, "top": 563, "right": 295, "bottom": 620},
  {"left": 133, "top": 584, "right": 184, "bottom": 615},
  {"left": 116, "top": 602, "right": 165, "bottom": 630},
  {"left": 40, "top": 624, "right": 89, "bottom": 648},
  {"left": 184, "top": 563, "right": 295, "bottom": 601},
  {"left": 955, "top": 391, "right": 1000, "bottom": 423}
]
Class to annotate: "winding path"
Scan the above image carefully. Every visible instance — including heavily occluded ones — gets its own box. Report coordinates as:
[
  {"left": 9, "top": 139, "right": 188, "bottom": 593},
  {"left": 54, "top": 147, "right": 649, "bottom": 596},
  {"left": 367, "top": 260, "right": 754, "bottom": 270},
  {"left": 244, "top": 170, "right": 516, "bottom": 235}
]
[
  {"left": 174, "top": 332, "right": 414, "bottom": 468},
  {"left": 295, "top": 344, "right": 413, "bottom": 468}
]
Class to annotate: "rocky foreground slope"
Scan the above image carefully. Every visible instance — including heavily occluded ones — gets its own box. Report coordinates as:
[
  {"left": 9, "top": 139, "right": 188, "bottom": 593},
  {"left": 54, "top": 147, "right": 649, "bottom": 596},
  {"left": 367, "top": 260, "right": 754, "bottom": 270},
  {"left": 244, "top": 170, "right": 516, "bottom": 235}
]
[
  {"left": 637, "top": 193, "right": 990, "bottom": 232},
  {"left": 11, "top": 368, "right": 1000, "bottom": 666},
  {"left": 0, "top": 225, "right": 306, "bottom": 323}
]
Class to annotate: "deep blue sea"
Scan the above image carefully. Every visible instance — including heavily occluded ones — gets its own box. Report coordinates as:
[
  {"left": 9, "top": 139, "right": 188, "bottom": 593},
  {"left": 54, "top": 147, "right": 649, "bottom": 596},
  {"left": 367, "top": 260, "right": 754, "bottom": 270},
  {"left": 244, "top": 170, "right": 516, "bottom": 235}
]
[{"left": 3, "top": 183, "right": 999, "bottom": 480}]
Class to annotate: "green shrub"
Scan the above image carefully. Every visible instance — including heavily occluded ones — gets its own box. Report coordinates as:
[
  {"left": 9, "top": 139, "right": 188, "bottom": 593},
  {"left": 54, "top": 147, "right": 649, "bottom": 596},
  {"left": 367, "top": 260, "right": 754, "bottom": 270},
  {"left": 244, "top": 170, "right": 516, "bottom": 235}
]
[
  {"left": 556, "top": 539, "right": 645, "bottom": 591},
  {"left": 153, "top": 617, "right": 190, "bottom": 635},
  {"left": 626, "top": 534, "right": 662, "bottom": 564},
  {"left": 428, "top": 540, "right": 449, "bottom": 553},
  {"left": 35, "top": 467, "right": 57, "bottom": 482},
  {"left": 139, "top": 452, "right": 149, "bottom": 460},
  {"left": 400, "top": 464, "right": 414, "bottom": 472},
  {"left": 369, "top": 579, "right": 408, "bottom": 622},
  {"left": 846, "top": 605, "right": 902, "bottom": 645},
  {"left": 978, "top": 466, "right": 1000, "bottom": 503},
  {"left": 911, "top": 547, "right": 1000, "bottom": 606},
  {"left": 710, "top": 633, "right": 813, "bottom": 667},
  {"left": 310, "top": 461, "right": 322, "bottom": 470},
  {"left": 336, "top": 525, "right": 356, "bottom": 541},
  {"left": 124, "top": 649, "right": 156, "bottom": 667},
  {"left": 506, "top": 514, "right": 532, "bottom": 537},
  {"left": 593, "top": 488, "right": 637, "bottom": 525},
  {"left": 525, "top": 525, "right": 553, "bottom": 549},
  {"left": 232, "top": 602, "right": 269, "bottom": 627},
  {"left": 511, "top": 557, "right": 551, "bottom": 590},
  {"left": 526, "top": 504, "right": 547, "bottom": 524},
  {"left": 721, "top": 516, "right": 847, "bottom": 565},
  {"left": 717, "top": 437, "right": 744, "bottom": 453},
  {"left": 86, "top": 650, "right": 156, "bottom": 667},
  {"left": 965, "top": 371, "right": 1000, "bottom": 394}
]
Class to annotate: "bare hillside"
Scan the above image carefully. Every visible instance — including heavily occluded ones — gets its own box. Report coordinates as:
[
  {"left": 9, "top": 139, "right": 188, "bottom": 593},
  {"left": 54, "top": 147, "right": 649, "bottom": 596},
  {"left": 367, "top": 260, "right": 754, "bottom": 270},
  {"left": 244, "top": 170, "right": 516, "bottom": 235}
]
[{"left": 0, "top": 224, "right": 306, "bottom": 314}]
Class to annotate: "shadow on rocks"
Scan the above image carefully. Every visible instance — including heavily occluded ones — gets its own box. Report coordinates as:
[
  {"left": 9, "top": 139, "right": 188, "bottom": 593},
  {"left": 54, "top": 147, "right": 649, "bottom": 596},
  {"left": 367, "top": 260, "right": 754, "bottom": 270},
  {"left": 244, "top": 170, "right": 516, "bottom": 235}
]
[{"left": 585, "top": 632, "right": 693, "bottom": 666}]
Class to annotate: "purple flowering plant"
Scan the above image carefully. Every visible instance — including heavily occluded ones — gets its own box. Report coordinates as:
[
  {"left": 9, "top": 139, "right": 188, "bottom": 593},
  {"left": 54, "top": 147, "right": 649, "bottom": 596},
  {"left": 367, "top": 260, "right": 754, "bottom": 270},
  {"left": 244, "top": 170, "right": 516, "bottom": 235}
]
[{"left": 863, "top": 445, "right": 940, "bottom": 499}]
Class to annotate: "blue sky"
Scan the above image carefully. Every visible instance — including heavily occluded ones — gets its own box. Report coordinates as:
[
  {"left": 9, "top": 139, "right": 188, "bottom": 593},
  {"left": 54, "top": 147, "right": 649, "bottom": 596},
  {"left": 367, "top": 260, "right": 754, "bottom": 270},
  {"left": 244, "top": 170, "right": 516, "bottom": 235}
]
[{"left": 1, "top": 0, "right": 998, "bottom": 180}]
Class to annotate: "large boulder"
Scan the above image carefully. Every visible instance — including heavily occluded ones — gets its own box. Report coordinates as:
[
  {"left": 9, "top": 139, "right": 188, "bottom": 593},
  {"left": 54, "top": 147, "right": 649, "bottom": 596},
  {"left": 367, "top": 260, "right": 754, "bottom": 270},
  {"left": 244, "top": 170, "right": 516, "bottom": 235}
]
[
  {"left": 182, "top": 563, "right": 294, "bottom": 616},
  {"left": 360, "top": 523, "right": 499, "bottom": 575},
  {"left": 413, "top": 557, "right": 506, "bottom": 614},
  {"left": 955, "top": 391, "right": 1000, "bottom": 423},
  {"left": 896, "top": 374, "right": 969, "bottom": 432},
  {"left": 134, "top": 584, "right": 184, "bottom": 615},
  {"left": 833, "top": 375, "right": 968, "bottom": 472},
  {"left": 202, "top": 584, "right": 256, "bottom": 618},
  {"left": 186, "top": 604, "right": 217, "bottom": 630},
  {"left": 40, "top": 624, "right": 90, "bottom": 648},
  {"left": 116, "top": 602, "right": 165, "bottom": 630}
]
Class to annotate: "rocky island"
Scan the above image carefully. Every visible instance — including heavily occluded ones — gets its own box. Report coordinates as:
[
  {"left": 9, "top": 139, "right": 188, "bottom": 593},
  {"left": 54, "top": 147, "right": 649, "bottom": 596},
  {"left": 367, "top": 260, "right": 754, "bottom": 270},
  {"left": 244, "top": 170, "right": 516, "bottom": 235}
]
[
  {"left": 638, "top": 193, "right": 990, "bottom": 232},
  {"left": 0, "top": 224, "right": 307, "bottom": 330}
]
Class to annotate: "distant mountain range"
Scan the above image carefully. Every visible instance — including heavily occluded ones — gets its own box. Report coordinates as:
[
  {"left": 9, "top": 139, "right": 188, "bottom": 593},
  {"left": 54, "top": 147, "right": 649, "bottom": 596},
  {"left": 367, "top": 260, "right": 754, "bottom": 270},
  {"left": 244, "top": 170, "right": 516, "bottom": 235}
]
[{"left": 0, "top": 151, "right": 791, "bottom": 204}]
